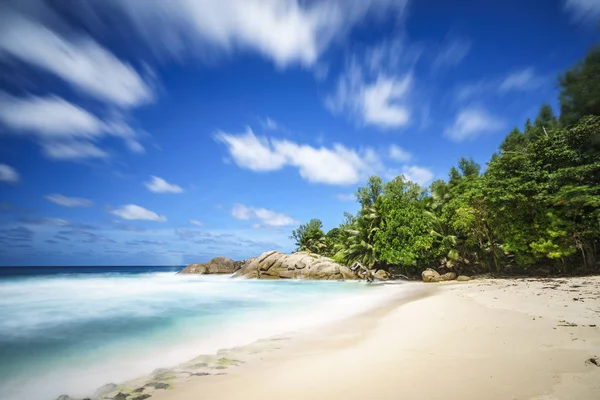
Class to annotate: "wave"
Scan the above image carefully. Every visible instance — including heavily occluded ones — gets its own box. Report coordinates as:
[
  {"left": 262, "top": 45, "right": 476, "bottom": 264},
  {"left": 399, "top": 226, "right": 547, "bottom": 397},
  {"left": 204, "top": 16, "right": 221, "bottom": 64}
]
[{"left": 0, "top": 273, "right": 409, "bottom": 400}]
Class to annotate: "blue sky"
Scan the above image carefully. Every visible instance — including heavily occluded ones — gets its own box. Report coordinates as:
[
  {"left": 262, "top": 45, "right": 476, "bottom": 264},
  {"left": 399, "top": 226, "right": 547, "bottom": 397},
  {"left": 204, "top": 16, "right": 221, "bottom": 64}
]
[{"left": 0, "top": 0, "right": 598, "bottom": 266}]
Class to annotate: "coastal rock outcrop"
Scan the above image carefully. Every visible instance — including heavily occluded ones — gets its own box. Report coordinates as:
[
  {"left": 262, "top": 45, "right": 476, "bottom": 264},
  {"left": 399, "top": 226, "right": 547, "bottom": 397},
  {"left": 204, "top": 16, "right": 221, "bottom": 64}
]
[
  {"left": 456, "top": 275, "right": 472, "bottom": 281},
  {"left": 422, "top": 268, "right": 441, "bottom": 282},
  {"left": 179, "top": 256, "right": 241, "bottom": 275},
  {"left": 374, "top": 270, "right": 390, "bottom": 281},
  {"left": 440, "top": 272, "right": 457, "bottom": 281},
  {"left": 233, "top": 251, "right": 358, "bottom": 280}
]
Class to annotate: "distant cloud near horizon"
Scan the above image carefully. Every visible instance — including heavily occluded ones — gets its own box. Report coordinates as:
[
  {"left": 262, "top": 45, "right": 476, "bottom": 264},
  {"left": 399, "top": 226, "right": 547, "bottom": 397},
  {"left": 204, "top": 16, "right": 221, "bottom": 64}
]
[
  {"left": 45, "top": 194, "right": 93, "bottom": 208},
  {"left": 109, "top": 204, "right": 167, "bottom": 222},
  {"left": 231, "top": 204, "right": 299, "bottom": 228}
]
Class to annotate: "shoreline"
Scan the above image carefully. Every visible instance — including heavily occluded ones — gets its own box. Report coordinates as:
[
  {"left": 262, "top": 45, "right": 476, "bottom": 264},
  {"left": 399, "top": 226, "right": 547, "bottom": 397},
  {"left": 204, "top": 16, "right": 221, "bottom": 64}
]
[{"left": 70, "top": 276, "right": 600, "bottom": 400}]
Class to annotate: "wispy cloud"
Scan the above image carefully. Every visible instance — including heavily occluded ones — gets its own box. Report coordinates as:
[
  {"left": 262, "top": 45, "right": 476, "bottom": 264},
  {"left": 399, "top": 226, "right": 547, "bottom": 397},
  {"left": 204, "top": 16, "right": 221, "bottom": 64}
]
[
  {"left": 19, "top": 217, "right": 70, "bottom": 227},
  {"left": 109, "top": 220, "right": 147, "bottom": 232},
  {"left": 109, "top": 204, "right": 167, "bottom": 222},
  {"left": 103, "top": 0, "right": 407, "bottom": 68},
  {"left": 57, "top": 230, "right": 116, "bottom": 243},
  {"left": 19, "top": 218, "right": 99, "bottom": 230},
  {"left": 400, "top": 165, "right": 434, "bottom": 186},
  {"left": 0, "top": 93, "right": 144, "bottom": 160},
  {"left": 564, "top": 0, "right": 600, "bottom": 23},
  {"left": 189, "top": 219, "right": 203, "bottom": 227},
  {"left": 45, "top": 194, "right": 93, "bottom": 207},
  {"left": 125, "top": 240, "right": 167, "bottom": 246},
  {"left": 0, "top": 8, "right": 153, "bottom": 108},
  {"left": 498, "top": 68, "right": 546, "bottom": 92},
  {"left": 0, "top": 164, "right": 19, "bottom": 183},
  {"left": 231, "top": 204, "right": 298, "bottom": 227},
  {"left": 432, "top": 36, "right": 471, "bottom": 70},
  {"left": 445, "top": 108, "right": 505, "bottom": 142},
  {"left": 456, "top": 67, "right": 546, "bottom": 102},
  {"left": 388, "top": 145, "right": 412, "bottom": 162},
  {"left": 0, "top": 226, "right": 34, "bottom": 243},
  {"left": 334, "top": 193, "right": 356, "bottom": 202}
]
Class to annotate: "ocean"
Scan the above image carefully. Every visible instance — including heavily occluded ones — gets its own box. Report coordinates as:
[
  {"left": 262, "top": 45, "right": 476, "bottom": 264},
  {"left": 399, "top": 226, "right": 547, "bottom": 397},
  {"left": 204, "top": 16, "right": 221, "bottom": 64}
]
[{"left": 0, "top": 266, "right": 397, "bottom": 400}]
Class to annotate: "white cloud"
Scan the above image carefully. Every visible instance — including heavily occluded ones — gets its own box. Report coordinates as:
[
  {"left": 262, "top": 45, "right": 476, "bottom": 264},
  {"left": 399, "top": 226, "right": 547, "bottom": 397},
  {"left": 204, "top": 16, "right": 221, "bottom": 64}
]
[
  {"left": 445, "top": 108, "right": 505, "bottom": 142},
  {"left": 0, "top": 94, "right": 103, "bottom": 138},
  {"left": 45, "top": 194, "right": 93, "bottom": 207},
  {"left": 0, "top": 93, "right": 144, "bottom": 159},
  {"left": 564, "top": 0, "right": 600, "bottom": 22},
  {"left": 327, "top": 64, "right": 412, "bottom": 129},
  {"left": 432, "top": 37, "right": 471, "bottom": 70},
  {"left": 264, "top": 117, "right": 278, "bottom": 130},
  {"left": 216, "top": 129, "right": 381, "bottom": 185},
  {"left": 401, "top": 165, "right": 434, "bottom": 186},
  {"left": 41, "top": 141, "right": 110, "bottom": 160},
  {"left": 145, "top": 176, "right": 184, "bottom": 193},
  {"left": 0, "top": 9, "right": 153, "bottom": 108},
  {"left": 20, "top": 217, "right": 70, "bottom": 227},
  {"left": 0, "top": 164, "right": 20, "bottom": 183},
  {"left": 215, "top": 129, "right": 287, "bottom": 172},
  {"left": 110, "top": 204, "right": 167, "bottom": 222},
  {"left": 326, "top": 37, "right": 421, "bottom": 129},
  {"left": 189, "top": 219, "right": 203, "bottom": 227},
  {"left": 362, "top": 75, "right": 412, "bottom": 127},
  {"left": 232, "top": 204, "right": 298, "bottom": 227},
  {"left": 334, "top": 193, "right": 356, "bottom": 202},
  {"left": 499, "top": 68, "right": 545, "bottom": 92},
  {"left": 456, "top": 67, "right": 546, "bottom": 102},
  {"left": 106, "top": 0, "right": 406, "bottom": 68},
  {"left": 388, "top": 145, "right": 412, "bottom": 162}
]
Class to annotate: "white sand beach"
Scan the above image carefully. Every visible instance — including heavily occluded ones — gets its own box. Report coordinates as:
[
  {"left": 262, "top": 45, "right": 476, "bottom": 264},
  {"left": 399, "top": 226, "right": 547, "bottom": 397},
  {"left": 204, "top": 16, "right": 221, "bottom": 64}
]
[{"left": 147, "top": 277, "right": 600, "bottom": 400}]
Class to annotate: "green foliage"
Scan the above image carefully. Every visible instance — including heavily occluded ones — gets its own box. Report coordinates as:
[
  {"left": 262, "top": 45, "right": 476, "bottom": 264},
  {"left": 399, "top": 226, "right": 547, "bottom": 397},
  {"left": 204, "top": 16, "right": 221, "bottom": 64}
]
[
  {"left": 559, "top": 45, "right": 600, "bottom": 126},
  {"left": 292, "top": 46, "right": 600, "bottom": 276},
  {"left": 290, "top": 219, "right": 326, "bottom": 253}
]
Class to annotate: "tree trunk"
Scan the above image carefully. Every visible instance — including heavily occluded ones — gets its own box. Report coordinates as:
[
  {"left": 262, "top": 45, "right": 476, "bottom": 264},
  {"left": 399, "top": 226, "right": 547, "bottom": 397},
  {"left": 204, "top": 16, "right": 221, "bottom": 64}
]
[{"left": 583, "top": 241, "right": 597, "bottom": 270}]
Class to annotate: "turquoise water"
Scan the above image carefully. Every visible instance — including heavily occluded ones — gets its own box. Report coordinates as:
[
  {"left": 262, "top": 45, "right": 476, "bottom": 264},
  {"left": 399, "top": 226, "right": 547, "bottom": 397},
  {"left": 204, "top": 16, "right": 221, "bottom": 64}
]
[{"left": 0, "top": 269, "right": 395, "bottom": 400}]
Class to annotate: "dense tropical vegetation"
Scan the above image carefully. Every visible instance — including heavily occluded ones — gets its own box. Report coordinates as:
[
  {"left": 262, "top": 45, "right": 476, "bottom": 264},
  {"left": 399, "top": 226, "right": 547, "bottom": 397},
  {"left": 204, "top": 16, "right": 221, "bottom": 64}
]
[{"left": 290, "top": 45, "right": 600, "bottom": 277}]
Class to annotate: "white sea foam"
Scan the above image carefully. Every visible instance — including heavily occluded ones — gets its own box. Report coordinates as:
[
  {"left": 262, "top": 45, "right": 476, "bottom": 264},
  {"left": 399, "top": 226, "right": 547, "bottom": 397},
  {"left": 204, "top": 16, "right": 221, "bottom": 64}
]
[{"left": 0, "top": 273, "right": 412, "bottom": 400}]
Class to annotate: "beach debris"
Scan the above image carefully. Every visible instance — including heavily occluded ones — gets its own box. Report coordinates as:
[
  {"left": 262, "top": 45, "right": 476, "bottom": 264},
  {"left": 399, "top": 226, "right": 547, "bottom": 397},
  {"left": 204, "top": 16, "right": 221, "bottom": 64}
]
[
  {"left": 585, "top": 357, "right": 599, "bottom": 367},
  {"left": 557, "top": 320, "right": 578, "bottom": 327}
]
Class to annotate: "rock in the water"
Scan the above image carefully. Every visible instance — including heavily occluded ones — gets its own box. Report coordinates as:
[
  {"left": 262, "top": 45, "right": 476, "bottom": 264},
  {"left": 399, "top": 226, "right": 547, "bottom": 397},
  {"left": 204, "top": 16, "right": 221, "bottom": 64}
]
[
  {"left": 92, "top": 384, "right": 118, "bottom": 399},
  {"left": 374, "top": 270, "right": 390, "bottom": 280},
  {"left": 422, "top": 268, "right": 441, "bottom": 282},
  {"left": 440, "top": 272, "right": 457, "bottom": 281},
  {"left": 456, "top": 275, "right": 471, "bottom": 281},
  {"left": 179, "top": 256, "right": 240, "bottom": 275},
  {"left": 233, "top": 251, "right": 358, "bottom": 280}
]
